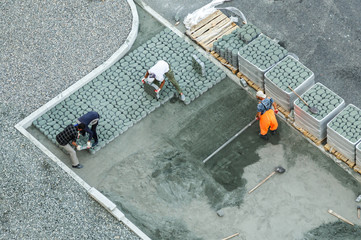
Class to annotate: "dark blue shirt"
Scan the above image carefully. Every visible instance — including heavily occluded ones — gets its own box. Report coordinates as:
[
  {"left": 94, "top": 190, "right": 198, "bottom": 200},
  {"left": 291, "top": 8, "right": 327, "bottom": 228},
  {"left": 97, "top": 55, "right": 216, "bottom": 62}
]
[
  {"left": 257, "top": 98, "right": 274, "bottom": 115},
  {"left": 77, "top": 111, "right": 99, "bottom": 141}
]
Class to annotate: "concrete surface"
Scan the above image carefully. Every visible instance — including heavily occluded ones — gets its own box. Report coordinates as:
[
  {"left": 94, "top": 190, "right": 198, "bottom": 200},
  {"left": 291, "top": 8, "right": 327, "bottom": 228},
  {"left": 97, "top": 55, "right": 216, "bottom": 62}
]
[{"left": 7, "top": 1, "right": 361, "bottom": 239}]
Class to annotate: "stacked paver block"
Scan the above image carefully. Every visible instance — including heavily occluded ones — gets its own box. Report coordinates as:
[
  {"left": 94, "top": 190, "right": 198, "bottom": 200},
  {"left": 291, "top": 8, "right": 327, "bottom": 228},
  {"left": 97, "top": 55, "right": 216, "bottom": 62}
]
[
  {"left": 238, "top": 34, "right": 288, "bottom": 89},
  {"left": 327, "top": 104, "right": 361, "bottom": 162},
  {"left": 33, "top": 28, "right": 227, "bottom": 153},
  {"left": 357, "top": 142, "right": 361, "bottom": 166},
  {"left": 192, "top": 55, "right": 206, "bottom": 77},
  {"left": 264, "top": 55, "right": 314, "bottom": 112},
  {"left": 238, "top": 23, "right": 261, "bottom": 44},
  {"left": 294, "top": 83, "right": 345, "bottom": 140},
  {"left": 212, "top": 23, "right": 261, "bottom": 69}
]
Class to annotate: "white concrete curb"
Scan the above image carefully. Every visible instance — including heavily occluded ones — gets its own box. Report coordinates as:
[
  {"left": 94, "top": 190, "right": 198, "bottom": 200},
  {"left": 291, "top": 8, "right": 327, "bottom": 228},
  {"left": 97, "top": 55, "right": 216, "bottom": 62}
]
[{"left": 15, "top": 1, "right": 151, "bottom": 240}]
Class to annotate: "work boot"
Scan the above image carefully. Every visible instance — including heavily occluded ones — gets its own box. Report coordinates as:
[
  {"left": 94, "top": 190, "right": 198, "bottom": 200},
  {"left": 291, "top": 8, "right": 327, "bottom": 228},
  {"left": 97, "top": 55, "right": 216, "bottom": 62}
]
[
  {"left": 270, "top": 130, "right": 277, "bottom": 135},
  {"left": 72, "top": 164, "right": 83, "bottom": 169},
  {"left": 259, "top": 133, "right": 268, "bottom": 140}
]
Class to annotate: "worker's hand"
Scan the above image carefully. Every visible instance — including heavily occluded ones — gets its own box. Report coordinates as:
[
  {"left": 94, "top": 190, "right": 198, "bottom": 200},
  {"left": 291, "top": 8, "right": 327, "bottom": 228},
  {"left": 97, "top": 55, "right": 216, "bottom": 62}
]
[
  {"left": 141, "top": 78, "right": 145, "bottom": 84},
  {"left": 255, "top": 117, "right": 260, "bottom": 121},
  {"left": 154, "top": 88, "right": 160, "bottom": 93},
  {"left": 76, "top": 145, "right": 82, "bottom": 151},
  {"left": 274, "top": 109, "right": 279, "bottom": 114},
  {"left": 87, "top": 141, "right": 91, "bottom": 149}
]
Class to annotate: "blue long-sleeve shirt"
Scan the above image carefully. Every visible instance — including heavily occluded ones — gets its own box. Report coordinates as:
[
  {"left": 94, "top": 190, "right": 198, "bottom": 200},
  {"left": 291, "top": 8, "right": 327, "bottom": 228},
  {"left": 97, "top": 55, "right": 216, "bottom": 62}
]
[{"left": 77, "top": 111, "right": 99, "bottom": 141}]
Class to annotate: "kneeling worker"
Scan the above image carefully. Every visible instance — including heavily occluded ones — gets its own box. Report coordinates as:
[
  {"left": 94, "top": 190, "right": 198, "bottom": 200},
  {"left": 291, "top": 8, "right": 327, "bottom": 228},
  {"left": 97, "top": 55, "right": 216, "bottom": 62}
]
[
  {"left": 142, "top": 60, "right": 186, "bottom": 101},
  {"left": 255, "top": 91, "right": 279, "bottom": 140},
  {"left": 76, "top": 111, "right": 100, "bottom": 148}
]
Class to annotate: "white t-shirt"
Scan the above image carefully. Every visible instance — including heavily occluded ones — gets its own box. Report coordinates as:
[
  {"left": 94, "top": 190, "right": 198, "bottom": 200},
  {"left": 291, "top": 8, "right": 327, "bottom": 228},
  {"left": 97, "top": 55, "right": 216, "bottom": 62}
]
[{"left": 148, "top": 60, "right": 169, "bottom": 81}]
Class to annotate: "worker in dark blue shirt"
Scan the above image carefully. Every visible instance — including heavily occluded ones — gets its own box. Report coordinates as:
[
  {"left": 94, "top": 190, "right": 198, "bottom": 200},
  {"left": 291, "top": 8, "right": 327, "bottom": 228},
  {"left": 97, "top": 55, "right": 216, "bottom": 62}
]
[{"left": 76, "top": 111, "right": 100, "bottom": 148}]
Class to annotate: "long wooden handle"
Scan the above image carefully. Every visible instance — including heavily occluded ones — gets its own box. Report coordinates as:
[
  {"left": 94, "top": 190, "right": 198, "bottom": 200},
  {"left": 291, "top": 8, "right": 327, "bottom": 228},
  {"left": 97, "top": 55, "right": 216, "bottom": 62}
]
[
  {"left": 222, "top": 233, "right": 239, "bottom": 240},
  {"left": 248, "top": 171, "right": 276, "bottom": 194},
  {"left": 288, "top": 86, "right": 309, "bottom": 107},
  {"left": 358, "top": 208, "right": 360, "bottom": 219},
  {"left": 328, "top": 209, "right": 354, "bottom": 226}
]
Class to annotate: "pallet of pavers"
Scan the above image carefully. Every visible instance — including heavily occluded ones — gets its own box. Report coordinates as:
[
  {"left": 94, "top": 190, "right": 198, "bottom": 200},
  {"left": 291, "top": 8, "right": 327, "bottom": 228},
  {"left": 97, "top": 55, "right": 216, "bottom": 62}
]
[
  {"left": 186, "top": 10, "right": 239, "bottom": 52},
  {"left": 212, "top": 23, "right": 261, "bottom": 72},
  {"left": 356, "top": 142, "right": 361, "bottom": 173},
  {"left": 326, "top": 104, "right": 361, "bottom": 169},
  {"left": 238, "top": 34, "right": 288, "bottom": 91},
  {"left": 264, "top": 55, "right": 314, "bottom": 117},
  {"left": 293, "top": 83, "right": 345, "bottom": 145}
]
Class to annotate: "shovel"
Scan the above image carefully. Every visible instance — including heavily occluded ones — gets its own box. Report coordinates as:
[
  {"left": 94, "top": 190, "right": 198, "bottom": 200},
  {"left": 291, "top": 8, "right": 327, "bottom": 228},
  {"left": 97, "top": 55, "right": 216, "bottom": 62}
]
[
  {"left": 288, "top": 86, "right": 319, "bottom": 114},
  {"left": 248, "top": 166, "right": 286, "bottom": 194},
  {"left": 203, "top": 119, "right": 257, "bottom": 164}
]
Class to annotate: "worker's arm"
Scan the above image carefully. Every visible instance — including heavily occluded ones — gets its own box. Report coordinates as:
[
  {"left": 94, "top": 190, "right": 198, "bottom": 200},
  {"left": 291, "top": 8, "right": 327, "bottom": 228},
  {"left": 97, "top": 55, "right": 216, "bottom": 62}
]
[
  {"left": 142, "top": 71, "right": 149, "bottom": 83},
  {"left": 256, "top": 112, "right": 261, "bottom": 120},
  {"left": 272, "top": 102, "right": 278, "bottom": 114},
  {"left": 159, "top": 80, "right": 165, "bottom": 90}
]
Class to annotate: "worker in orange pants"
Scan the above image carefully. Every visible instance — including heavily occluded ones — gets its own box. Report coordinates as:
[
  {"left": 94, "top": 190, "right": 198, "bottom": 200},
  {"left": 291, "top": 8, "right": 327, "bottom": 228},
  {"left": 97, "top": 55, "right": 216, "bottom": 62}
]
[{"left": 255, "top": 91, "right": 278, "bottom": 140}]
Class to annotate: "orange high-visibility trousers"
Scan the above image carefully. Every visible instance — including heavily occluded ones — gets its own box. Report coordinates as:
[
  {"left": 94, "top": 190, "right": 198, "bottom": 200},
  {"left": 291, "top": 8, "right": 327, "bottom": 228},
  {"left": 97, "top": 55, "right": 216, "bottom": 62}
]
[{"left": 259, "top": 109, "right": 278, "bottom": 135}]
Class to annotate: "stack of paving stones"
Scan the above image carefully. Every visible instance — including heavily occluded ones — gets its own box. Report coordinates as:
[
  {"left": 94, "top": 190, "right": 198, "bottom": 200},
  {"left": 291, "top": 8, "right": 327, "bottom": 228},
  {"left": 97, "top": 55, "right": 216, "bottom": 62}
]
[
  {"left": 238, "top": 34, "right": 288, "bottom": 89},
  {"left": 212, "top": 23, "right": 261, "bottom": 68},
  {"left": 294, "top": 83, "right": 345, "bottom": 140},
  {"left": 264, "top": 55, "right": 314, "bottom": 112},
  {"left": 33, "top": 28, "right": 226, "bottom": 153},
  {"left": 327, "top": 104, "right": 361, "bottom": 162},
  {"left": 357, "top": 141, "right": 361, "bottom": 166},
  {"left": 238, "top": 23, "right": 262, "bottom": 44}
]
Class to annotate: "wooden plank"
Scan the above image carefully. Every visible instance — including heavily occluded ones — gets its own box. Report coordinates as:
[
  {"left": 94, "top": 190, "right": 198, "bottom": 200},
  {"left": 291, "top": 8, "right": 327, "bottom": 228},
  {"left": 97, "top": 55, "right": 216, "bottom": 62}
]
[
  {"left": 354, "top": 165, "right": 361, "bottom": 174},
  {"left": 191, "top": 14, "right": 228, "bottom": 38},
  {"left": 205, "top": 25, "right": 239, "bottom": 49},
  {"left": 196, "top": 17, "right": 232, "bottom": 43},
  {"left": 189, "top": 10, "right": 223, "bottom": 33}
]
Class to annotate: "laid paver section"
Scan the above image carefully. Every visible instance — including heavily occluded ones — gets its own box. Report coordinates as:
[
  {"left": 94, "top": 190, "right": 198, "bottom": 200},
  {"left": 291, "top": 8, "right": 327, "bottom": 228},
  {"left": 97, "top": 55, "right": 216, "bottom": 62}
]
[{"left": 33, "top": 28, "right": 226, "bottom": 153}]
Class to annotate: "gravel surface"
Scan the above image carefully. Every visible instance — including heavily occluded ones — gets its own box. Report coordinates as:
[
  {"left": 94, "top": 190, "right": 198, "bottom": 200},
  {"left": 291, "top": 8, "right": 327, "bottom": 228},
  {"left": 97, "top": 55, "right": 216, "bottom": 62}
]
[{"left": 0, "top": 0, "right": 140, "bottom": 239}]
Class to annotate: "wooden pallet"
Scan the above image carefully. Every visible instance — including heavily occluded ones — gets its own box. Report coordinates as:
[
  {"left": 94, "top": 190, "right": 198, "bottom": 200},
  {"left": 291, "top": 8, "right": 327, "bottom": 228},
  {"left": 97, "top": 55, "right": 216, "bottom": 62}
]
[
  {"left": 293, "top": 125, "right": 325, "bottom": 146},
  {"left": 277, "top": 105, "right": 292, "bottom": 119},
  {"left": 236, "top": 72, "right": 262, "bottom": 91},
  {"left": 210, "top": 51, "right": 238, "bottom": 74},
  {"left": 186, "top": 10, "right": 239, "bottom": 51},
  {"left": 324, "top": 144, "right": 356, "bottom": 168},
  {"left": 353, "top": 165, "right": 361, "bottom": 174}
]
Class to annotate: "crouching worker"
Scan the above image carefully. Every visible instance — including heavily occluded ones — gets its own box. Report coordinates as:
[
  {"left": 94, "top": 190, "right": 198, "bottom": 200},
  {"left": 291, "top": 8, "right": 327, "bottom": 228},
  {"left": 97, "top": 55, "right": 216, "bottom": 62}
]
[
  {"left": 76, "top": 111, "right": 100, "bottom": 148},
  {"left": 255, "top": 91, "right": 279, "bottom": 140},
  {"left": 56, "top": 124, "right": 84, "bottom": 169},
  {"left": 142, "top": 60, "right": 186, "bottom": 101}
]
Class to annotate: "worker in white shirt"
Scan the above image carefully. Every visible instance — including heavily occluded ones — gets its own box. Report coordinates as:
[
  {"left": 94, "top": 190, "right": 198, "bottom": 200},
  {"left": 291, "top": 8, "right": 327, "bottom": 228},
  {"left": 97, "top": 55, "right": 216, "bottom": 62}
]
[{"left": 142, "top": 60, "right": 186, "bottom": 101}]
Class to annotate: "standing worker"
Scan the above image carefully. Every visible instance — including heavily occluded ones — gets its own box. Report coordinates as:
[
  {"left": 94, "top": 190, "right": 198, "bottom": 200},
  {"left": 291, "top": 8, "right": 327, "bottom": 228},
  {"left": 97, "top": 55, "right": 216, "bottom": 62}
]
[
  {"left": 76, "top": 111, "right": 100, "bottom": 148},
  {"left": 142, "top": 60, "right": 186, "bottom": 101},
  {"left": 255, "top": 91, "right": 279, "bottom": 140},
  {"left": 56, "top": 124, "right": 84, "bottom": 169}
]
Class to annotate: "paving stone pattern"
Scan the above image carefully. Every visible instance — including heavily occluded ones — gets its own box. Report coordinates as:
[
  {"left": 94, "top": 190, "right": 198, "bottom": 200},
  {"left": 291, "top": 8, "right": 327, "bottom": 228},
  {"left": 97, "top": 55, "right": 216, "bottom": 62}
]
[
  {"left": 294, "top": 83, "right": 345, "bottom": 139},
  {"left": 33, "top": 28, "right": 226, "bottom": 153},
  {"left": 265, "top": 55, "right": 314, "bottom": 111},
  {"left": 327, "top": 104, "right": 361, "bottom": 161}
]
